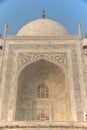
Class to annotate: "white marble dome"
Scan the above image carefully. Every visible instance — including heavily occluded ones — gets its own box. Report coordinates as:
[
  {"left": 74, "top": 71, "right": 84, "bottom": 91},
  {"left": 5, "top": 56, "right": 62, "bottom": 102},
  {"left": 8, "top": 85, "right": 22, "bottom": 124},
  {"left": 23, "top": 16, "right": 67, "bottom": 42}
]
[{"left": 17, "top": 18, "right": 69, "bottom": 36}]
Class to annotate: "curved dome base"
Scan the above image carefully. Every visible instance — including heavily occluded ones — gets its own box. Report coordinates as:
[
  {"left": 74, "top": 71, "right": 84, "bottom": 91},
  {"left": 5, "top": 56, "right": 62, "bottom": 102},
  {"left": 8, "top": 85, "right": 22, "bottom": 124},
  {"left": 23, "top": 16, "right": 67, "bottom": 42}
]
[{"left": 17, "top": 19, "right": 69, "bottom": 37}]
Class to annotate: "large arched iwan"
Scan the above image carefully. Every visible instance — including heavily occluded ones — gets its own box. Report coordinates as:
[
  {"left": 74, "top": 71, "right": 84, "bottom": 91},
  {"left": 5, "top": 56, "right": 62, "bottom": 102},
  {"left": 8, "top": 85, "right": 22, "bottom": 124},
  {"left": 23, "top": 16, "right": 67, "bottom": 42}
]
[{"left": 15, "top": 59, "right": 71, "bottom": 121}]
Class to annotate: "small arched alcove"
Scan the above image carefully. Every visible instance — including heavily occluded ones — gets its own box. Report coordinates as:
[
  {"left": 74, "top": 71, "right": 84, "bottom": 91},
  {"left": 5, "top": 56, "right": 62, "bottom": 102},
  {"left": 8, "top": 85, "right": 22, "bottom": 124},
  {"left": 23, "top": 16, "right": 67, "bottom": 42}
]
[{"left": 15, "top": 59, "right": 71, "bottom": 121}]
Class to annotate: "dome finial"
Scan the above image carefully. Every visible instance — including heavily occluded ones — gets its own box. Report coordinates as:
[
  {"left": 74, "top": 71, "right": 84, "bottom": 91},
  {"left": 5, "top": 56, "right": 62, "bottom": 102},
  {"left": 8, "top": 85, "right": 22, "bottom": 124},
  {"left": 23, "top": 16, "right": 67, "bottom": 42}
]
[{"left": 42, "top": 10, "right": 46, "bottom": 19}]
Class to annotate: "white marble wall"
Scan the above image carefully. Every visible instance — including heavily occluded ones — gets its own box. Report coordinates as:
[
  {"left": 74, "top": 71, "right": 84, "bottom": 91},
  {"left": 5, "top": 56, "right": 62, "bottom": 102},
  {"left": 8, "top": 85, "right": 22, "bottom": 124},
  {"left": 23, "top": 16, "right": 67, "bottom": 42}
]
[{"left": 0, "top": 35, "right": 86, "bottom": 123}]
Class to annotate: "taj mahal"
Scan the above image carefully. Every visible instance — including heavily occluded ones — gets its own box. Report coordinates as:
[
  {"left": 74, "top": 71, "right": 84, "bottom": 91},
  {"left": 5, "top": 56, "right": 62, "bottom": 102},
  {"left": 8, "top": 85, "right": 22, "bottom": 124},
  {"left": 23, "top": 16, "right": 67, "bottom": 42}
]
[{"left": 0, "top": 11, "right": 87, "bottom": 130}]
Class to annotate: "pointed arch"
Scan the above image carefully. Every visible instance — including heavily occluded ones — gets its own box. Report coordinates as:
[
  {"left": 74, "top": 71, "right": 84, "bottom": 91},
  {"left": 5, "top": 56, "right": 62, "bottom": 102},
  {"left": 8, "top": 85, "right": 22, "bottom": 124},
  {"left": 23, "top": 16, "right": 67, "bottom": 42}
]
[
  {"left": 37, "top": 112, "right": 49, "bottom": 121},
  {"left": 15, "top": 59, "right": 71, "bottom": 121},
  {"left": 18, "top": 57, "right": 67, "bottom": 77}
]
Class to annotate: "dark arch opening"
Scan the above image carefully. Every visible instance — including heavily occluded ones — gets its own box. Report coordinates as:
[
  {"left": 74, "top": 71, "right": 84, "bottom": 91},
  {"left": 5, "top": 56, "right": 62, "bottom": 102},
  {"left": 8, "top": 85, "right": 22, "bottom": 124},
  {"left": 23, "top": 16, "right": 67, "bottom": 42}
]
[{"left": 15, "top": 59, "right": 71, "bottom": 121}]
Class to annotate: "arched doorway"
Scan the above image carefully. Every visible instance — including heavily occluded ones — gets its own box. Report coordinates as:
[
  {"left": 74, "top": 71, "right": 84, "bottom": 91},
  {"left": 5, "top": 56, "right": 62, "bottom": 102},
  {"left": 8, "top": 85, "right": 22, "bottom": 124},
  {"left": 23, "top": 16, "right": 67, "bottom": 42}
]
[{"left": 15, "top": 59, "right": 71, "bottom": 121}]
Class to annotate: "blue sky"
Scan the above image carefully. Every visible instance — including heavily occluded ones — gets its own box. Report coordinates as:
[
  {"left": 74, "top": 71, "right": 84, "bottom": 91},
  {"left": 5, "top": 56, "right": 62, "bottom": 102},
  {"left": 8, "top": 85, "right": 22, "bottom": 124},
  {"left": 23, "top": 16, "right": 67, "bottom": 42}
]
[{"left": 0, "top": 0, "right": 87, "bottom": 37}]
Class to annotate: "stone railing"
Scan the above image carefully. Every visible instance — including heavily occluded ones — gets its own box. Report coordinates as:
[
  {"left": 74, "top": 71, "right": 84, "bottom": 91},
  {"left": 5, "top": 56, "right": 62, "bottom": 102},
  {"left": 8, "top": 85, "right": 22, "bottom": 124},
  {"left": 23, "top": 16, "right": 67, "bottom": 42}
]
[
  {"left": 5, "top": 35, "right": 80, "bottom": 40},
  {"left": 0, "top": 121, "right": 87, "bottom": 130}
]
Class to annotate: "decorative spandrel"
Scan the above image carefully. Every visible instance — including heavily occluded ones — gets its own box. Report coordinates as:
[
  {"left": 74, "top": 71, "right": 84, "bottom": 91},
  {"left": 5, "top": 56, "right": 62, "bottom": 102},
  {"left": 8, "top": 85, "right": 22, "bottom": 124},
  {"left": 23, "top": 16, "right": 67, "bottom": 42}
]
[{"left": 17, "top": 52, "right": 68, "bottom": 73}]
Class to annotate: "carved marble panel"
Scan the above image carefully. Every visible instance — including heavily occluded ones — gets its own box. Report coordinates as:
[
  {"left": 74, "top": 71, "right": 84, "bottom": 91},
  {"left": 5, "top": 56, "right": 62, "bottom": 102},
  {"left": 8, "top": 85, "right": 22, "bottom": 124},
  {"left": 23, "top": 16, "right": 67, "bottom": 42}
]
[{"left": 1, "top": 43, "right": 84, "bottom": 121}]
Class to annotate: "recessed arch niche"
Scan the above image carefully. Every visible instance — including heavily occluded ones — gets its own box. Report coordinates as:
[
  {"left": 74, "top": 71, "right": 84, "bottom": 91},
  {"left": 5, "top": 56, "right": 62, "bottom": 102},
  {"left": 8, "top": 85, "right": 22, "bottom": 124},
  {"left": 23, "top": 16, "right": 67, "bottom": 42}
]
[{"left": 15, "top": 59, "right": 71, "bottom": 121}]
